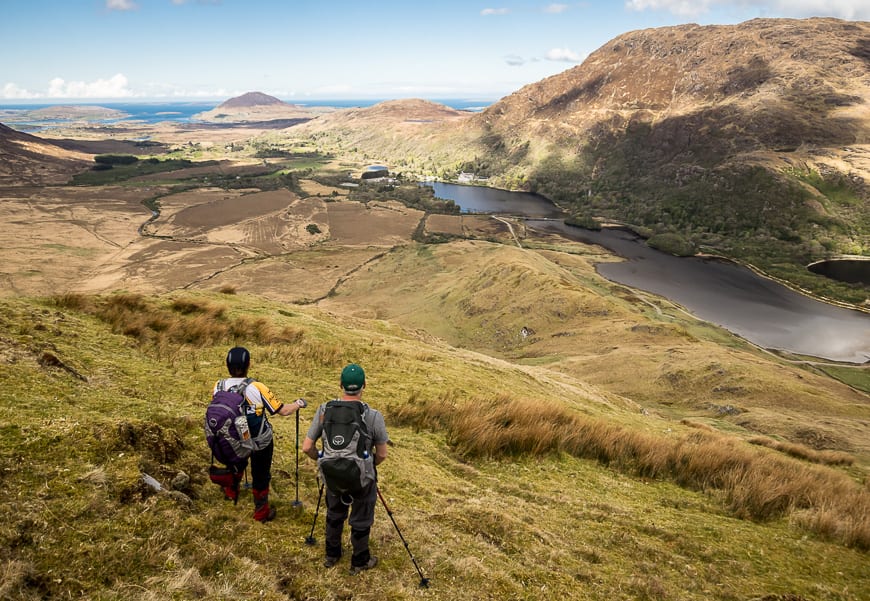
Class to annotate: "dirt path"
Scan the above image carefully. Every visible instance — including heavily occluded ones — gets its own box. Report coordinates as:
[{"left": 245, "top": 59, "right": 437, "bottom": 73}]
[{"left": 493, "top": 216, "right": 522, "bottom": 247}]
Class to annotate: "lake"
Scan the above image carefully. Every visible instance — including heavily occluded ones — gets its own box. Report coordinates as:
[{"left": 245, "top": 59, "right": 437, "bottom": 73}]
[
  {"left": 428, "top": 182, "right": 870, "bottom": 364},
  {"left": 422, "top": 181, "right": 563, "bottom": 218}
]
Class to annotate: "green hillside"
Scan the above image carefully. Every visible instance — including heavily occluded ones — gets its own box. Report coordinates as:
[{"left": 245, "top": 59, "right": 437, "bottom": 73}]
[{"left": 2, "top": 291, "right": 867, "bottom": 600}]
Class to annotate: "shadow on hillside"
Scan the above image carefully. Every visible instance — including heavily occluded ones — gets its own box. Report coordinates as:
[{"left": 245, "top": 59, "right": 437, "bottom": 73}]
[
  {"left": 574, "top": 88, "right": 863, "bottom": 177},
  {"left": 52, "top": 138, "right": 170, "bottom": 156},
  {"left": 720, "top": 57, "right": 774, "bottom": 95},
  {"left": 518, "top": 88, "right": 865, "bottom": 242},
  {"left": 539, "top": 73, "right": 609, "bottom": 113},
  {"left": 849, "top": 38, "right": 870, "bottom": 65}
]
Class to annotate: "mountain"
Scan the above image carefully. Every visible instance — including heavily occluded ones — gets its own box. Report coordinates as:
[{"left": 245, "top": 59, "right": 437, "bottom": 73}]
[
  {"left": 286, "top": 98, "right": 487, "bottom": 181},
  {"left": 475, "top": 17, "right": 869, "bottom": 184},
  {"left": 285, "top": 18, "right": 870, "bottom": 299},
  {"left": 288, "top": 98, "right": 474, "bottom": 168},
  {"left": 216, "top": 91, "right": 286, "bottom": 109},
  {"left": 193, "top": 90, "right": 336, "bottom": 122},
  {"left": 0, "top": 123, "right": 91, "bottom": 185},
  {"left": 470, "top": 18, "right": 870, "bottom": 285}
]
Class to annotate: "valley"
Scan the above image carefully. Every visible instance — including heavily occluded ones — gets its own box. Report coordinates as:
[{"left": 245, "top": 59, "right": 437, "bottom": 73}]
[{"left": 1, "top": 16, "right": 868, "bottom": 601}]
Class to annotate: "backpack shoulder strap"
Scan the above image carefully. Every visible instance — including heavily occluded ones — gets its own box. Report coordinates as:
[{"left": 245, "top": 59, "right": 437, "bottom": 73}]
[{"left": 228, "top": 377, "right": 254, "bottom": 395}]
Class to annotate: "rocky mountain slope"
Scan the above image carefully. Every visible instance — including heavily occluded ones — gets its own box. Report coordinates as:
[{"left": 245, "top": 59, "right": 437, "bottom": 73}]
[
  {"left": 479, "top": 19, "right": 868, "bottom": 177},
  {"left": 479, "top": 18, "right": 868, "bottom": 145}
]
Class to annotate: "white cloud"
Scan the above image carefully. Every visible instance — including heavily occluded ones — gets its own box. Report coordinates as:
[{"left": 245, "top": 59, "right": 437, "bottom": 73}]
[
  {"left": 545, "top": 48, "right": 586, "bottom": 62},
  {"left": 625, "top": 0, "right": 870, "bottom": 20},
  {"left": 47, "top": 74, "right": 134, "bottom": 99},
  {"left": 774, "top": 0, "right": 870, "bottom": 19},
  {"left": 481, "top": 8, "right": 510, "bottom": 16},
  {"left": 624, "top": 0, "right": 711, "bottom": 17},
  {"left": 544, "top": 3, "right": 570, "bottom": 13},
  {"left": 170, "top": 88, "right": 231, "bottom": 98},
  {"left": 505, "top": 54, "right": 526, "bottom": 66},
  {"left": 1, "top": 76, "right": 237, "bottom": 103},
  {"left": 106, "top": 0, "right": 138, "bottom": 10},
  {"left": 1, "top": 83, "right": 41, "bottom": 99}
]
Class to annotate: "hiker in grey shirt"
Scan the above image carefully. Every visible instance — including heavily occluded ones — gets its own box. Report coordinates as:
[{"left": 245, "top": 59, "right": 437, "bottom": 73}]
[{"left": 303, "top": 363, "right": 388, "bottom": 574}]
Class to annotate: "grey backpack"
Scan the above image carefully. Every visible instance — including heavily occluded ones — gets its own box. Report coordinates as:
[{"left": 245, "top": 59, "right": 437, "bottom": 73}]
[{"left": 317, "top": 400, "right": 376, "bottom": 494}]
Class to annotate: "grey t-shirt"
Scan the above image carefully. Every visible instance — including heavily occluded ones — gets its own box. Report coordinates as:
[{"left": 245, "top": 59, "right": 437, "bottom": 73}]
[{"left": 306, "top": 400, "right": 389, "bottom": 451}]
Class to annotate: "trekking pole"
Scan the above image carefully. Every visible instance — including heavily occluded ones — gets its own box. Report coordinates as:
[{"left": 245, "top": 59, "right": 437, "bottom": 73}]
[
  {"left": 377, "top": 487, "right": 430, "bottom": 588},
  {"left": 304, "top": 482, "right": 324, "bottom": 545},
  {"left": 292, "top": 408, "right": 302, "bottom": 508}
]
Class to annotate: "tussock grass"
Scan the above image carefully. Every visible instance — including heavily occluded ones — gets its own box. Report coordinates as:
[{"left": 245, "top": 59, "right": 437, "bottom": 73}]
[
  {"left": 393, "top": 393, "right": 870, "bottom": 549},
  {"left": 748, "top": 435, "right": 855, "bottom": 466},
  {"left": 52, "top": 293, "right": 303, "bottom": 348}
]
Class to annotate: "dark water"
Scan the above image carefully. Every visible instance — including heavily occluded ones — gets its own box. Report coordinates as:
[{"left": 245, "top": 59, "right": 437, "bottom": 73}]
[
  {"left": 808, "top": 259, "right": 870, "bottom": 285},
  {"left": 427, "top": 182, "right": 869, "bottom": 363},
  {"left": 423, "top": 181, "right": 563, "bottom": 218}
]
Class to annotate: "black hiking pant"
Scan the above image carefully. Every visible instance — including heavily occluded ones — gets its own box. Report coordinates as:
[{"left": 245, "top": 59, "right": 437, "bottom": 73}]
[
  {"left": 324, "top": 480, "right": 377, "bottom": 567},
  {"left": 250, "top": 439, "right": 274, "bottom": 491}
]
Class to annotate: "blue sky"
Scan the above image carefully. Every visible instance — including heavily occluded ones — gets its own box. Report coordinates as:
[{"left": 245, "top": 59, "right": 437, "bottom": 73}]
[{"left": 2, "top": 0, "right": 868, "bottom": 104}]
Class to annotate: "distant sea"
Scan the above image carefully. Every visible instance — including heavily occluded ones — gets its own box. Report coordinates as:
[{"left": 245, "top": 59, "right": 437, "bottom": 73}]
[{"left": 0, "top": 99, "right": 493, "bottom": 132}]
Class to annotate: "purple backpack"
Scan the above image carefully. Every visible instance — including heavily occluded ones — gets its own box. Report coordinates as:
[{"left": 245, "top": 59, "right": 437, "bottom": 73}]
[{"left": 204, "top": 378, "right": 255, "bottom": 466}]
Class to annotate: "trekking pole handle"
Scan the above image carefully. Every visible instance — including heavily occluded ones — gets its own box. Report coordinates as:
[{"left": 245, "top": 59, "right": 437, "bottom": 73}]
[{"left": 294, "top": 398, "right": 307, "bottom": 408}]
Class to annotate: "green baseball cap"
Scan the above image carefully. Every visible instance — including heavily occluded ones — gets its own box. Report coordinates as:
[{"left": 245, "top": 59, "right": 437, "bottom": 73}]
[{"left": 340, "top": 363, "right": 365, "bottom": 393}]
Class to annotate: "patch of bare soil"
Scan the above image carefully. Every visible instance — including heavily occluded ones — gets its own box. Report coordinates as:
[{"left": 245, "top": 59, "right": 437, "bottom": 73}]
[
  {"left": 298, "top": 179, "right": 350, "bottom": 198},
  {"left": 325, "top": 199, "right": 423, "bottom": 246},
  {"left": 194, "top": 247, "right": 388, "bottom": 303},
  {"left": 0, "top": 171, "right": 429, "bottom": 298},
  {"left": 426, "top": 214, "right": 515, "bottom": 240},
  {"left": 78, "top": 239, "right": 245, "bottom": 294},
  {"left": 147, "top": 189, "right": 328, "bottom": 254},
  {"left": 0, "top": 185, "right": 164, "bottom": 296}
]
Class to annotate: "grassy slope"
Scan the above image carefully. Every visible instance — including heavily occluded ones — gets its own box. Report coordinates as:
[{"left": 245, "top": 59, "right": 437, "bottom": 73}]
[
  {"left": 319, "top": 234, "right": 870, "bottom": 463},
  {"left": 2, "top": 290, "right": 868, "bottom": 601}
]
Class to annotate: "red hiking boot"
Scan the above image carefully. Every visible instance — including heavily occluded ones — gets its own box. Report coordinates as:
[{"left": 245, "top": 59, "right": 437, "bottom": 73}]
[{"left": 252, "top": 488, "right": 276, "bottom": 522}]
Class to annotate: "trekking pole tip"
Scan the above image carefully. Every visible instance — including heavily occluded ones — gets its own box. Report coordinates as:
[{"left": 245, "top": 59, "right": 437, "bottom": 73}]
[
  {"left": 420, "top": 578, "right": 430, "bottom": 588},
  {"left": 304, "top": 535, "right": 316, "bottom": 545}
]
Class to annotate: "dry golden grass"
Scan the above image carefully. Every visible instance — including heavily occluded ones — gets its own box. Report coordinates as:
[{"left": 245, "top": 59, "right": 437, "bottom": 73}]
[
  {"left": 51, "top": 292, "right": 303, "bottom": 349},
  {"left": 393, "top": 393, "right": 870, "bottom": 549},
  {"left": 748, "top": 436, "right": 855, "bottom": 466}
]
